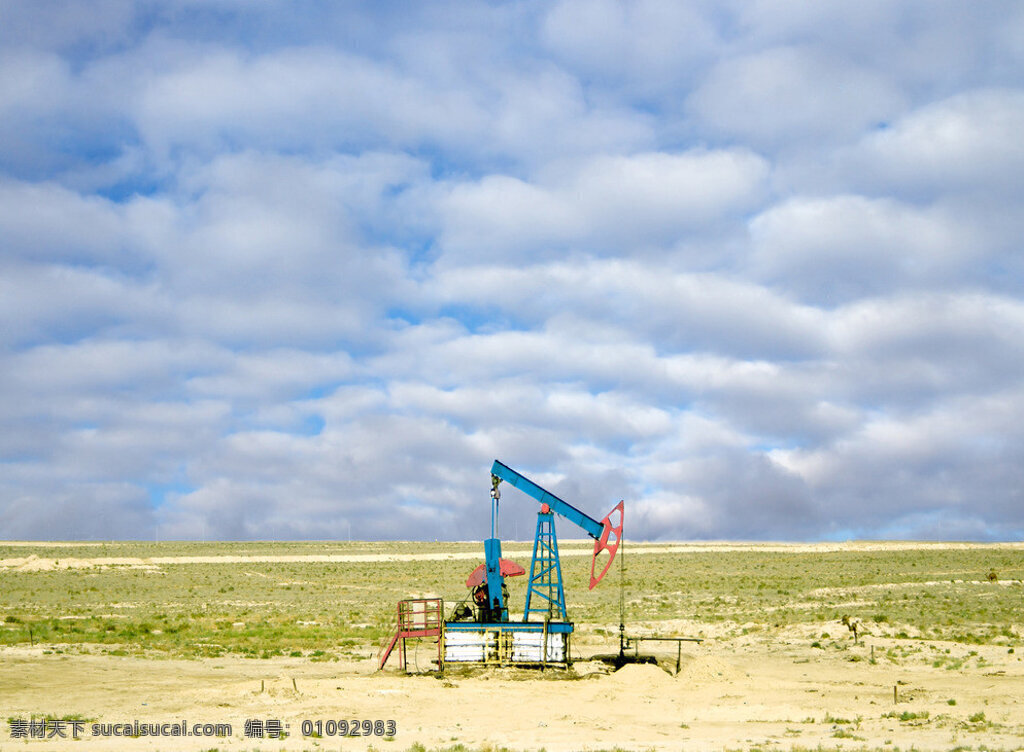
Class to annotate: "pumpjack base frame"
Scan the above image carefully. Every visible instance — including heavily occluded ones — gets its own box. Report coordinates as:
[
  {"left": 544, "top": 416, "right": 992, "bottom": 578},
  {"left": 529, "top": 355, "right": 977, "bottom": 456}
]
[{"left": 444, "top": 621, "right": 573, "bottom": 667}]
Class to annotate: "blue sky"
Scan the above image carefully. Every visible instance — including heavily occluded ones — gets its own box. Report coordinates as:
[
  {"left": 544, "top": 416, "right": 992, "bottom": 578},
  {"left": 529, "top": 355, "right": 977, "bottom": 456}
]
[{"left": 2, "top": 1, "right": 1023, "bottom": 542}]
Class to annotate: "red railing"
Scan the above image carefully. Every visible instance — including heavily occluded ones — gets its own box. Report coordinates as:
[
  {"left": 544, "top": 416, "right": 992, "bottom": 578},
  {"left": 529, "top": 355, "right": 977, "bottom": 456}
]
[{"left": 378, "top": 598, "right": 443, "bottom": 671}]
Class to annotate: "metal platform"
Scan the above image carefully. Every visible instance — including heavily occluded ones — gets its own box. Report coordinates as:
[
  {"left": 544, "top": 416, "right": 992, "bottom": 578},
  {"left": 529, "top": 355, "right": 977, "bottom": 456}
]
[
  {"left": 444, "top": 620, "right": 573, "bottom": 666},
  {"left": 378, "top": 598, "right": 443, "bottom": 671}
]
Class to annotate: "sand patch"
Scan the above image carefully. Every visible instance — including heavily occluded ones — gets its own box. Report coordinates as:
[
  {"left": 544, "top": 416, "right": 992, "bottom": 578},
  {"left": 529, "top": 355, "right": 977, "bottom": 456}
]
[
  {"left": 677, "top": 654, "right": 746, "bottom": 682},
  {"left": 5, "top": 540, "right": 1024, "bottom": 571}
]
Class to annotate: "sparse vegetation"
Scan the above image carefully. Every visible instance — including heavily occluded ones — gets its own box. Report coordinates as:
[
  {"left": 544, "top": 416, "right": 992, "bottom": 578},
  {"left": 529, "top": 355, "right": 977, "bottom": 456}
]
[
  {"left": 882, "top": 710, "right": 929, "bottom": 723},
  {"left": 2, "top": 542, "right": 1024, "bottom": 752},
  {"left": 2, "top": 542, "right": 1023, "bottom": 658},
  {"left": 824, "top": 712, "right": 860, "bottom": 726}
]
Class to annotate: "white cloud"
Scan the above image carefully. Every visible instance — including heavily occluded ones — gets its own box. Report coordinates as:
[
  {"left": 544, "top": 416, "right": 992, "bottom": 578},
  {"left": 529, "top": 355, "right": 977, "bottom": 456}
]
[
  {"left": 2, "top": 3, "right": 1024, "bottom": 543},
  {"left": 136, "top": 47, "right": 478, "bottom": 156},
  {"left": 131, "top": 43, "right": 652, "bottom": 171},
  {"left": 0, "top": 261, "right": 159, "bottom": 348},
  {"left": 436, "top": 148, "right": 769, "bottom": 263},
  {"left": 0, "top": 179, "right": 126, "bottom": 265},
  {"left": 771, "top": 386, "right": 1024, "bottom": 538},
  {"left": 688, "top": 45, "right": 905, "bottom": 148},
  {"left": 849, "top": 88, "right": 1024, "bottom": 194},
  {"left": 748, "top": 195, "right": 975, "bottom": 303},
  {"left": 540, "top": 0, "right": 720, "bottom": 95},
  {"left": 425, "top": 259, "right": 823, "bottom": 359}
]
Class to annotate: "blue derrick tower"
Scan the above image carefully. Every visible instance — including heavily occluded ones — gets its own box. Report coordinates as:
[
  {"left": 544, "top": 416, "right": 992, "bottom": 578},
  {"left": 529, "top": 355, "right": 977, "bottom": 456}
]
[{"left": 523, "top": 506, "right": 568, "bottom": 622}]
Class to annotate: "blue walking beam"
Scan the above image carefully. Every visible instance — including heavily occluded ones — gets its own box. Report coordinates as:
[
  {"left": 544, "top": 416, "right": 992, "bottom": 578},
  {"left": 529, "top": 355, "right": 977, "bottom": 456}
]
[{"left": 490, "top": 460, "right": 624, "bottom": 589}]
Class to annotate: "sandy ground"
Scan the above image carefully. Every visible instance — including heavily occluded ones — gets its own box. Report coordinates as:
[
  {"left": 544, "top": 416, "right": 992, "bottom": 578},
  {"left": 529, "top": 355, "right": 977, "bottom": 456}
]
[
  {"left": 4, "top": 542, "right": 1023, "bottom": 750},
  {"left": 3, "top": 629, "right": 1024, "bottom": 752}
]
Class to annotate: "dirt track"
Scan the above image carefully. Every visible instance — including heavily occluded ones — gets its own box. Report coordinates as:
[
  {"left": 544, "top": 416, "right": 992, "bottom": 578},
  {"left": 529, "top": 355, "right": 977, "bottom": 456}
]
[{"left": 4, "top": 540, "right": 1022, "bottom": 571}]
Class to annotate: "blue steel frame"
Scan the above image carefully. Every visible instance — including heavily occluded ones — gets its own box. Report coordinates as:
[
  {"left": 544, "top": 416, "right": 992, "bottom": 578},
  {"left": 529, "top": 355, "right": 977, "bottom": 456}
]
[
  {"left": 490, "top": 460, "right": 605, "bottom": 539},
  {"left": 484, "top": 459, "right": 612, "bottom": 623},
  {"left": 523, "top": 510, "right": 568, "bottom": 621},
  {"left": 483, "top": 537, "right": 506, "bottom": 620}
]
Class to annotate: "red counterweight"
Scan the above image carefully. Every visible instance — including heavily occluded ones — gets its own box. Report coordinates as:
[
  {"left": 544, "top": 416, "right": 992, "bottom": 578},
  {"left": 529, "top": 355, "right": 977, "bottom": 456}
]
[{"left": 589, "top": 500, "right": 624, "bottom": 589}]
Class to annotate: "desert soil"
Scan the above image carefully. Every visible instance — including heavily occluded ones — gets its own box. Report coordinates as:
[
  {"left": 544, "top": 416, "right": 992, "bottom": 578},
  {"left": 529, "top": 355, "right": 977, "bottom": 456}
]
[{"left": 2, "top": 542, "right": 1023, "bottom": 751}]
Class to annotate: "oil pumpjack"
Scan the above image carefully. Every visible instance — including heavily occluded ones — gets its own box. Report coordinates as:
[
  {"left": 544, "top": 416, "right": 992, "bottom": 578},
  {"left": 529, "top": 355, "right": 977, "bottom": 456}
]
[
  {"left": 443, "top": 460, "right": 624, "bottom": 666},
  {"left": 379, "top": 460, "right": 623, "bottom": 670}
]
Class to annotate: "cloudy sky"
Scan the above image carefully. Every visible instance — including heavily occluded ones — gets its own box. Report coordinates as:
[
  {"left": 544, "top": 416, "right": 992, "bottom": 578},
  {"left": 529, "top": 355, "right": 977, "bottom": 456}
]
[{"left": 2, "top": 1, "right": 1023, "bottom": 543}]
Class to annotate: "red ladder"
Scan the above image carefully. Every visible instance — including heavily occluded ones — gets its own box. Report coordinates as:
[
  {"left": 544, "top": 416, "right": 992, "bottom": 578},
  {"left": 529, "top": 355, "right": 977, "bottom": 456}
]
[{"left": 377, "top": 598, "right": 443, "bottom": 671}]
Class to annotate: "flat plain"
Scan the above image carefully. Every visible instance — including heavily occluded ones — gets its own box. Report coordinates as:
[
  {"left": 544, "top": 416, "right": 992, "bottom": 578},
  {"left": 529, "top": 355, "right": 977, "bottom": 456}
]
[{"left": 1, "top": 540, "right": 1023, "bottom": 751}]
